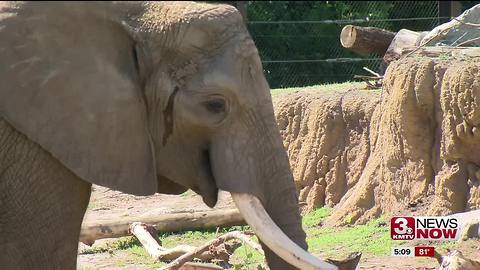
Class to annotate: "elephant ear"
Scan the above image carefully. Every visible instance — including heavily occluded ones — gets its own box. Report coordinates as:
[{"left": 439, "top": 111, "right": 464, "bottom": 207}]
[{"left": 0, "top": 4, "right": 157, "bottom": 195}]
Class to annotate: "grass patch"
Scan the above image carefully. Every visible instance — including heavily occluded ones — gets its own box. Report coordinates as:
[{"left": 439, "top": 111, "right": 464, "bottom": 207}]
[
  {"left": 114, "top": 246, "right": 163, "bottom": 268},
  {"left": 306, "top": 216, "right": 395, "bottom": 259},
  {"left": 303, "top": 207, "right": 332, "bottom": 228},
  {"left": 179, "top": 189, "right": 195, "bottom": 198},
  {"left": 77, "top": 267, "right": 95, "bottom": 270},
  {"left": 86, "top": 201, "right": 97, "bottom": 210},
  {"left": 80, "top": 236, "right": 141, "bottom": 255}
]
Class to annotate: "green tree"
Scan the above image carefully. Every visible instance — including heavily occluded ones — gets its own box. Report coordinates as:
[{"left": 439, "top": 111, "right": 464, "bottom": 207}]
[{"left": 246, "top": 1, "right": 439, "bottom": 88}]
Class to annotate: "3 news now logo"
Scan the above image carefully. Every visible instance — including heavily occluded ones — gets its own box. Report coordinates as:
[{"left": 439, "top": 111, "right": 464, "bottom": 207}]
[{"left": 391, "top": 216, "right": 460, "bottom": 240}]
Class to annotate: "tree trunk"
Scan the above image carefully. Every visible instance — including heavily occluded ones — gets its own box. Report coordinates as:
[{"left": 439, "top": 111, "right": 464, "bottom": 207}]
[
  {"left": 80, "top": 209, "right": 244, "bottom": 244},
  {"left": 383, "top": 29, "right": 428, "bottom": 64},
  {"left": 340, "top": 25, "right": 396, "bottom": 55}
]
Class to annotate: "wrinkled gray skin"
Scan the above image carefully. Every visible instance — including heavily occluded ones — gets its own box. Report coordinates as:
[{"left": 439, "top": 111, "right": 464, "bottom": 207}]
[{"left": 0, "top": 2, "right": 306, "bottom": 269}]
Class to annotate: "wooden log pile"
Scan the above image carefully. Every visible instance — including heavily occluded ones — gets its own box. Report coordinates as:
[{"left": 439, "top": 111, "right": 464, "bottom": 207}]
[
  {"left": 340, "top": 25, "right": 396, "bottom": 55},
  {"left": 340, "top": 25, "right": 430, "bottom": 73},
  {"left": 340, "top": 24, "right": 480, "bottom": 82}
]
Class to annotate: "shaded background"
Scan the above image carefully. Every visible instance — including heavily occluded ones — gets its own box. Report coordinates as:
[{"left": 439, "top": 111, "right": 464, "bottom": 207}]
[{"left": 225, "top": 1, "right": 479, "bottom": 88}]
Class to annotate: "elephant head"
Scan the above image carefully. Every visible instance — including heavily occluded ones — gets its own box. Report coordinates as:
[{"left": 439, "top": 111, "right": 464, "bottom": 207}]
[{"left": 0, "top": 2, "right": 336, "bottom": 269}]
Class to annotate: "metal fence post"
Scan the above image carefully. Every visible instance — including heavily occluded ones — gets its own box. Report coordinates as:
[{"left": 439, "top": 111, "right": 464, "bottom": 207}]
[{"left": 438, "top": 1, "right": 452, "bottom": 24}]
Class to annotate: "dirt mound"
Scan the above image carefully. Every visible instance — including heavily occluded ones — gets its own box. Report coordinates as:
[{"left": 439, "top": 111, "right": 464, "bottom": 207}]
[
  {"left": 273, "top": 85, "right": 380, "bottom": 213},
  {"left": 273, "top": 58, "right": 480, "bottom": 225}
]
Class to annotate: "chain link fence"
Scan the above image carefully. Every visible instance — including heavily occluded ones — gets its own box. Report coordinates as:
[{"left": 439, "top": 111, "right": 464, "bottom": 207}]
[{"left": 245, "top": 1, "right": 446, "bottom": 88}]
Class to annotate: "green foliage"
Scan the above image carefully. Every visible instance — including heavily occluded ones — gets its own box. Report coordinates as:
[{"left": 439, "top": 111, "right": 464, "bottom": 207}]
[
  {"left": 246, "top": 1, "right": 440, "bottom": 88},
  {"left": 77, "top": 267, "right": 95, "bottom": 270},
  {"left": 343, "top": 214, "right": 354, "bottom": 225},
  {"left": 79, "top": 236, "right": 141, "bottom": 255},
  {"left": 123, "top": 246, "right": 163, "bottom": 266},
  {"left": 438, "top": 53, "right": 451, "bottom": 61},
  {"left": 231, "top": 243, "right": 266, "bottom": 270},
  {"left": 86, "top": 201, "right": 97, "bottom": 210},
  {"left": 179, "top": 189, "right": 194, "bottom": 198}
]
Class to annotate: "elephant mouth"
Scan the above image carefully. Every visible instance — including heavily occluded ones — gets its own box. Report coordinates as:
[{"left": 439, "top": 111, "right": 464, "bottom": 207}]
[{"left": 192, "top": 150, "right": 219, "bottom": 208}]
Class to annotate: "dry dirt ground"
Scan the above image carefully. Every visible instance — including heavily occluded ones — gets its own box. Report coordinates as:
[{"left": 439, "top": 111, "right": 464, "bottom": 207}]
[{"left": 83, "top": 185, "right": 235, "bottom": 224}]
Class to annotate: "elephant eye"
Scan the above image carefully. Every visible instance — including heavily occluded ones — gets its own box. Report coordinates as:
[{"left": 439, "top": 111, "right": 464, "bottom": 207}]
[{"left": 203, "top": 99, "right": 226, "bottom": 114}]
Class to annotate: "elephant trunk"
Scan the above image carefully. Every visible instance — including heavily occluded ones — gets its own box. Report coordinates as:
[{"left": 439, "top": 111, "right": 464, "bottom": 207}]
[{"left": 210, "top": 108, "right": 337, "bottom": 270}]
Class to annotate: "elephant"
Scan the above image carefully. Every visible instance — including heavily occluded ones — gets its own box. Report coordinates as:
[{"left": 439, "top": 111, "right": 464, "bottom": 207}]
[{"left": 0, "top": 2, "right": 337, "bottom": 270}]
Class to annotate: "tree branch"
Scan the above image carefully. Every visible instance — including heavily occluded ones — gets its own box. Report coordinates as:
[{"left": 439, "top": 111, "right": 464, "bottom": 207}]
[{"left": 157, "top": 231, "right": 263, "bottom": 270}]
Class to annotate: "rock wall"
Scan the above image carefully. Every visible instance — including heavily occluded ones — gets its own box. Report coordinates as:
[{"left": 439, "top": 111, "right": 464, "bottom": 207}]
[{"left": 273, "top": 58, "right": 480, "bottom": 225}]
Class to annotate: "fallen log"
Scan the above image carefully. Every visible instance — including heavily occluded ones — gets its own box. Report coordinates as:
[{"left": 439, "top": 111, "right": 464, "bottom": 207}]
[
  {"left": 383, "top": 29, "right": 428, "bottom": 65},
  {"left": 158, "top": 231, "right": 263, "bottom": 270},
  {"left": 129, "top": 222, "right": 241, "bottom": 262},
  {"left": 80, "top": 209, "right": 245, "bottom": 245},
  {"left": 435, "top": 250, "right": 480, "bottom": 270},
  {"left": 129, "top": 222, "right": 165, "bottom": 259},
  {"left": 340, "top": 25, "right": 396, "bottom": 55}
]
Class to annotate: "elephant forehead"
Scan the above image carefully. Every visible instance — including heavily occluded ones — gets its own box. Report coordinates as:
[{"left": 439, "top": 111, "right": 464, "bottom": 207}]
[
  {"left": 139, "top": 1, "right": 242, "bottom": 34},
  {"left": 202, "top": 70, "right": 238, "bottom": 90}
]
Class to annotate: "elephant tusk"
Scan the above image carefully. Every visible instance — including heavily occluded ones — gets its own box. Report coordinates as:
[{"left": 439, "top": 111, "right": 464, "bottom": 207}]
[{"left": 231, "top": 193, "right": 338, "bottom": 270}]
